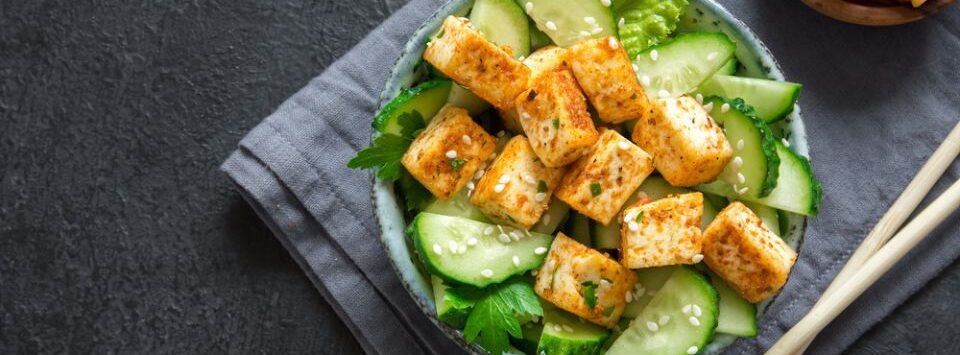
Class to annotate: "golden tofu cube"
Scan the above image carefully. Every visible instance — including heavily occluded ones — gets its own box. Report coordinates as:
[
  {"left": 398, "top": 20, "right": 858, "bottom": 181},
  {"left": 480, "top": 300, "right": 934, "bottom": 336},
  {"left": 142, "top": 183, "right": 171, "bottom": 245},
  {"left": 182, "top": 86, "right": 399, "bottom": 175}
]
[
  {"left": 702, "top": 202, "right": 797, "bottom": 303},
  {"left": 470, "top": 136, "right": 566, "bottom": 229},
  {"left": 423, "top": 16, "right": 530, "bottom": 110},
  {"left": 496, "top": 46, "right": 571, "bottom": 134},
  {"left": 555, "top": 129, "right": 655, "bottom": 225},
  {"left": 401, "top": 106, "right": 496, "bottom": 200},
  {"left": 535, "top": 233, "right": 637, "bottom": 328},
  {"left": 620, "top": 192, "right": 704, "bottom": 268},
  {"left": 567, "top": 37, "right": 650, "bottom": 124},
  {"left": 632, "top": 96, "right": 733, "bottom": 187},
  {"left": 515, "top": 69, "right": 599, "bottom": 167}
]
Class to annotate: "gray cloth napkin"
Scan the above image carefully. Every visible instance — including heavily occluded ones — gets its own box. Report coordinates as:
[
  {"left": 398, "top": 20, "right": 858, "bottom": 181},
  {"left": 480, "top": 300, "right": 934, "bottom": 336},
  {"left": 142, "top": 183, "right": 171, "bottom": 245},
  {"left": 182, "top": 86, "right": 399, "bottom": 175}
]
[{"left": 220, "top": 0, "right": 960, "bottom": 353}]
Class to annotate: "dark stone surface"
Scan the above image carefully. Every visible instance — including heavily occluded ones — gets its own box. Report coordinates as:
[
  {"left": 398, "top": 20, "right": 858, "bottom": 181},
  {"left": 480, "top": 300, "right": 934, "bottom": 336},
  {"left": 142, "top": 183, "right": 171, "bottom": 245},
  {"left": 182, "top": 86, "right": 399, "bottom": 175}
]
[{"left": 0, "top": 0, "right": 956, "bottom": 354}]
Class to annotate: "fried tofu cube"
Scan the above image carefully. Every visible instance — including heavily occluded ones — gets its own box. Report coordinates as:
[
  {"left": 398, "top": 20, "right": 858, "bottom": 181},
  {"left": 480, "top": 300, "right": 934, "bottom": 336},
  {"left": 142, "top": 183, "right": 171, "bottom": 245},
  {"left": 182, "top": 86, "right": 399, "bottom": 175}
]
[
  {"left": 515, "top": 69, "right": 599, "bottom": 167},
  {"left": 497, "top": 46, "right": 571, "bottom": 133},
  {"left": 567, "top": 37, "right": 650, "bottom": 124},
  {"left": 401, "top": 106, "right": 496, "bottom": 200},
  {"left": 702, "top": 202, "right": 797, "bottom": 303},
  {"left": 535, "top": 233, "right": 637, "bottom": 328},
  {"left": 620, "top": 193, "right": 704, "bottom": 269},
  {"left": 555, "top": 129, "right": 655, "bottom": 225},
  {"left": 470, "top": 136, "right": 565, "bottom": 229},
  {"left": 423, "top": 16, "right": 530, "bottom": 110},
  {"left": 632, "top": 96, "right": 733, "bottom": 187}
]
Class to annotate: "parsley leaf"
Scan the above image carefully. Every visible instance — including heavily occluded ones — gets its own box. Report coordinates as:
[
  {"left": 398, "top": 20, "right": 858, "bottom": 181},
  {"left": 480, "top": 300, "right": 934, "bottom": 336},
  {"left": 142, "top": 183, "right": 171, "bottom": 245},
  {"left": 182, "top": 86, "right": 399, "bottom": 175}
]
[
  {"left": 398, "top": 171, "right": 432, "bottom": 212},
  {"left": 582, "top": 281, "right": 599, "bottom": 309},
  {"left": 602, "top": 305, "right": 616, "bottom": 317},
  {"left": 450, "top": 159, "right": 467, "bottom": 171},
  {"left": 397, "top": 110, "right": 426, "bottom": 138},
  {"left": 537, "top": 180, "right": 548, "bottom": 193},
  {"left": 589, "top": 182, "right": 602, "bottom": 197},
  {"left": 347, "top": 110, "right": 425, "bottom": 182},
  {"left": 455, "top": 279, "right": 543, "bottom": 355},
  {"left": 635, "top": 210, "right": 645, "bottom": 223}
]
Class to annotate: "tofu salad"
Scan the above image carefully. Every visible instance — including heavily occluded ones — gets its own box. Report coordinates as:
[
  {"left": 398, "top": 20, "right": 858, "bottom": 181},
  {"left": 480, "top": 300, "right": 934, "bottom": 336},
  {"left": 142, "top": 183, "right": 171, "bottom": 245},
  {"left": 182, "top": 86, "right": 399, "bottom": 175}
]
[{"left": 349, "top": 0, "right": 822, "bottom": 354}]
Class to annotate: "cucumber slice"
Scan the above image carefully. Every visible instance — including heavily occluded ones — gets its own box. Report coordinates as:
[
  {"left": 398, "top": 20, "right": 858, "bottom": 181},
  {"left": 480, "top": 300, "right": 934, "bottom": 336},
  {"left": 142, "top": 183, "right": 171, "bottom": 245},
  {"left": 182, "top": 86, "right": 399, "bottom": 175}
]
[
  {"left": 471, "top": 0, "right": 531, "bottom": 58},
  {"left": 522, "top": 0, "right": 617, "bottom": 47},
  {"left": 698, "top": 96, "right": 780, "bottom": 198},
  {"left": 373, "top": 79, "right": 452, "bottom": 135},
  {"left": 718, "top": 58, "right": 738, "bottom": 75},
  {"left": 591, "top": 220, "right": 620, "bottom": 250},
  {"left": 537, "top": 306, "right": 610, "bottom": 355},
  {"left": 621, "top": 266, "right": 676, "bottom": 318},
  {"left": 710, "top": 274, "right": 757, "bottom": 337},
  {"left": 607, "top": 267, "right": 719, "bottom": 355},
  {"left": 564, "top": 212, "right": 593, "bottom": 246},
  {"left": 432, "top": 276, "right": 475, "bottom": 328},
  {"left": 614, "top": 0, "right": 688, "bottom": 58},
  {"left": 410, "top": 213, "right": 553, "bottom": 287},
  {"left": 423, "top": 188, "right": 490, "bottom": 223},
  {"left": 699, "top": 141, "right": 822, "bottom": 216},
  {"left": 532, "top": 199, "right": 571, "bottom": 235},
  {"left": 529, "top": 21, "right": 554, "bottom": 50},
  {"left": 447, "top": 84, "right": 491, "bottom": 116},
  {"left": 743, "top": 201, "right": 781, "bottom": 236},
  {"left": 513, "top": 321, "right": 544, "bottom": 355},
  {"left": 633, "top": 32, "right": 735, "bottom": 98},
  {"left": 698, "top": 75, "right": 802, "bottom": 123}
]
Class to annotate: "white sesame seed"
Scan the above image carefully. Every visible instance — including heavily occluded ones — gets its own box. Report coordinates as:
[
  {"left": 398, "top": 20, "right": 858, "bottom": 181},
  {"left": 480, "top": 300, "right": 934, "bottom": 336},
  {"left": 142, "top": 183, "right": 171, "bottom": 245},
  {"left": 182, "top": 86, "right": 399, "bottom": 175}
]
[
  {"left": 693, "top": 304, "right": 702, "bottom": 317},
  {"left": 512, "top": 255, "right": 521, "bottom": 266},
  {"left": 592, "top": 27, "right": 604, "bottom": 35},
  {"left": 458, "top": 244, "right": 468, "bottom": 254},
  {"left": 650, "top": 50, "right": 659, "bottom": 61},
  {"left": 687, "top": 346, "right": 699, "bottom": 355},
  {"left": 628, "top": 221, "right": 639, "bottom": 231},
  {"left": 631, "top": 63, "right": 639, "bottom": 72},
  {"left": 579, "top": 30, "right": 591, "bottom": 37},
  {"left": 703, "top": 102, "right": 714, "bottom": 112},
  {"left": 608, "top": 37, "right": 619, "bottom": 49},
  {"left": 658, "top": 89, "right": 671, "bottom": 98},
  {"left": 445, "top": 150, "right": 457, "bottom": 159},
  {"left": 510, "top": 231, "right": 521, "bottom": 241},
  {"left": 707, "top": 52, "right": 718, "bottom": 61},
  {"left": 523, "top": 229, "right": 532, "bottom": 237},
  {"left": 467, "top": 237, "right": 478, "bottom": 246},
  {"left": 497, "top": 131, "right": 505, "bottom": 138},
  {"left": 782, "top": 138, "right": 791, "bottom": 147},
  {"left": 623, "top": 213, "right": 633, "bottom": 223},
  {"left": 481, "top": 269, "right": 494, "bottom": 278},
  {"left": 545, "top": 21, "right": 557, "bottom": 31},
  {"left": 738, "top": 186, "right": 750, "bottom": 195},
  {"left": 499, "top": 234, "right": 511, "bottom": 243},
  {"left": 634, "top": 287, "right": 645, "bottom": 298},
  {"left": 494, "top": 184, "right": 505, "bottom": 193},
  {"left": 601, "top": 0, "right": 611, "bottom": 6},
  {"left": 484, "top": 226, "right": 494, "bottom": 235},
  {"left": 584, "top": 16, "right": 596, "bottom": 24},
  {"left": 563, "top": 325, "right": 574, "bottom": 332},
  {"left": 433, "top": 244, "right": 443, "bottom": 255},
  {"left": 618, "top": 17, "right": 625, "bottom": 28},
  {"left": 522, "top": 173, "right": 536, "bottom": 184},
  {"left": 692, "top": 254, "right": 704, "bottom": 263},
  {"left": 462, "top": 134, "right": 472, "bottom": 144},
  {"left": 646, "top": 321, "right": 659, "bottom": 332},
  {"left": 543, "top": 214, "right": 551, "bottom": 225},
  {"left": 448, "top": 241, "right": 459, "bottom": 252},
  {"left": 720, "top": 103, "right": 730, "bottom": 113},
  {"left": 497, "top": 225, "right": 504, "bottom": 234},
  {"left": 524, "top": 2, "right": 533, "bottom": 12},
  {"left": 641, "top": 75, "right": 651, "bottom": 86},
  {"left": 553, "top": 324, "right": 563, "bottom": 332},
  {"left": 474, "top": 169, "right": 485, "bottom": 180},
  {"left": 682, "top": 304, "right": 692, "bottom": 314},
  {"left": 535, "top": 192, "right": 547, "bottom": 202},
  {"left": 695, "top": 93, "right": 704, "bottom": 103},
  {"left": 689, "top": 316, "right": 700, "bottom": 326},
  {"left": 531, "top": 270, "right": 538, "bottom": 276},
  {"left": 625, "top": 292, "right": 633, "bottom": 303},
  {"left": 467, "top": 181, "right": 475, "bottom": 190},
  {"left": 659, "top": 315, "right": 671, "bottom": 325},
  {"left": 737, "top": 139, "right": 745, "bottom": 150},
  {"left": 733, "top": 156, "right": 743, "bottom": 168},
  {"left": 498, "top": 175, "right": 511, "bottom": 184},
  {"left": 518, "top": 55, "right": 525, "bottom": 61},
  {"left": 737, "top": 173, "right": 746, "bottom": 184},
  {"left": 534, "top": 247, "right": 548, "bottom": 255}
]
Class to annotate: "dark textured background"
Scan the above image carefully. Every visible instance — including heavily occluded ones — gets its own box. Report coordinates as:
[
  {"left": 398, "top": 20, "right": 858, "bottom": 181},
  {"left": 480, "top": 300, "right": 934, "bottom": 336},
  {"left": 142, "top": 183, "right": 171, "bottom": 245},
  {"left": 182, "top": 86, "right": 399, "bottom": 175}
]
[{"left": 0, "top": 0, "right": 957, "bottom": 354}]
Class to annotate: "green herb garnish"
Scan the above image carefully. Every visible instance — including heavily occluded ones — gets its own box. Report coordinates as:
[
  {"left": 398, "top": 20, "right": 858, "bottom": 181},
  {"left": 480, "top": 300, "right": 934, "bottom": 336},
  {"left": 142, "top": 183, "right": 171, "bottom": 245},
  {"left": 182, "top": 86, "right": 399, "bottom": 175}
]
[
  {"left": 582, "top": 281, "right": 599, "bottom": 309},
  {"left": 450, "top": 159, "right": 467, "bottom": 171},
  {"left": 452, "top": 279, "right": 544, "bottom": 355},
  {"left": 590, "top": 182, "right": 602, "bottom": 197},
  {"left": 348, "top": 110, "right": 425, "bottom": 181},
  {"left": 537, "top": 180, "right": 548, "bottom": 193},
  {"left": 635, "top": 211, "right": 645, "bottom": 223},
  {"left": 552, "top": 118, "right": 560, "bottom": 129}
]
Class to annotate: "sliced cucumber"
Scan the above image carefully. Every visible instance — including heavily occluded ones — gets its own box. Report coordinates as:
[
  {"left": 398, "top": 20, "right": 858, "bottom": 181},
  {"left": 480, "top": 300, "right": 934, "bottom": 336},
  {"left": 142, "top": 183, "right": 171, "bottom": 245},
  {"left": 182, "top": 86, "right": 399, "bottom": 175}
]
[
  {"left": 373, "top": 79, "right": 452, "bottom": 135},
  {"left": 432, "top": 276, "right": 475, "bottom": 328},
  {"left": 591, "top": 220, "right": 620, "bottom": 250},
  {"left": 522, "top": 0, "right": 617, "bottom": 47},
  {"left": 532, "top": 199, "right": 571, "bottom": 235},
  {"left": 698, "top": 96, "right": 780, "bottom": 198},
  {"left": 447, "top": 84, "right": 491, "bottom": 116},
  {"left": 471, "top": 0, "right": 531, "bottom": 58},
  {"left": 699, "top": 140, "right": 822, "bottom": 216},
  {"left": 698, "top": 75, "right": 802, "bottom": 123},
  {"left": 621, "top": 266, "right": 676, "bottom": 318},
  {"left": 513, "top": 321, "right": 544, "bottom": 355},
  {"left": 718, "top": 57, "right": 738, "bottom": 75},
  {"left": 607, "top": 267, "right": 719, "bottom": 355},
  {"left": 424, "top": 188, "right": 490, "bottom": 223},
  {"left": 633, "top": 32, "right": 735, "bottom": 98},
  {"left": 411, "top": 213, "right": 553, "bottom": 287},
  {"left": 564, "top": 212, "right": 593, "bottom": 246},
  {"left": 710, "top": 274, "right": 757, "bottom": 337},
  {"left": 614, "top": 0, "right": 688, "bottom": 58},
  {"left": 529, "top": 21, "right": 554, "bottom": 50},
  {"left": 743, "top": 201, "right": 781, "bottom": 236},
  {"left": 538, "top": 306, "right": 610, "bottom": 355}
]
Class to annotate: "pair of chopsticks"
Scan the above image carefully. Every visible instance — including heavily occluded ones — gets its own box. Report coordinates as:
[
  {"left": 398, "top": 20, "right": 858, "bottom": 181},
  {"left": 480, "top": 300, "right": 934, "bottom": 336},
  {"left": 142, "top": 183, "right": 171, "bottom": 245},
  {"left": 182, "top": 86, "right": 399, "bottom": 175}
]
[{"left": 768, "top": 120, "right": 960, "bottom": 355}]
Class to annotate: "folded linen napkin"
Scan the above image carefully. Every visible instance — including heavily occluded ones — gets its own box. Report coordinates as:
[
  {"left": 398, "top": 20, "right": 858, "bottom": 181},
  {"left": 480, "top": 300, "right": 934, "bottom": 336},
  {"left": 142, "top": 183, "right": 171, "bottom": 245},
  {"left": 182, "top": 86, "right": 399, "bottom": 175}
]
[{"left": 221, "top": 0, "right": 960, "bottom": 353}]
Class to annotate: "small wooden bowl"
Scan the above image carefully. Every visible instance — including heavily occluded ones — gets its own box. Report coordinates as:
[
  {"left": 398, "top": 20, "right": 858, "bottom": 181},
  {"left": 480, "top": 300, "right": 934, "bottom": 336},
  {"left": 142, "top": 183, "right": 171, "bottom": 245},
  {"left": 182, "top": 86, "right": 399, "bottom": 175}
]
[{"left": 801, "top": 0, "right": 956, "bottom": 25}]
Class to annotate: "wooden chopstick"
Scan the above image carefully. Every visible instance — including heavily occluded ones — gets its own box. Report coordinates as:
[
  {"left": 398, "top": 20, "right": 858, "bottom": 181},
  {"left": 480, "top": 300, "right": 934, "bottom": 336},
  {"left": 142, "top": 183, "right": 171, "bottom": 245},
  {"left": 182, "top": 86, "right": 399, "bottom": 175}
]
[
  {"left": 768, "top": 177, "right": 960, "bottom": 354},
  {"left": 784, "top": 121, "right": 960, "bottom": 354}
]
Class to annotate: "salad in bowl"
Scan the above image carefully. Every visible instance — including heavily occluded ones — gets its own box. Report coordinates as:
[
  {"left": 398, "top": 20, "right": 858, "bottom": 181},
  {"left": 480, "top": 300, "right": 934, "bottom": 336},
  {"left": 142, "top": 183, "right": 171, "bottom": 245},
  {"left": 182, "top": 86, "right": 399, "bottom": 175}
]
[{"left": 349, "top": 0, "right": 822, "bottom": 354}]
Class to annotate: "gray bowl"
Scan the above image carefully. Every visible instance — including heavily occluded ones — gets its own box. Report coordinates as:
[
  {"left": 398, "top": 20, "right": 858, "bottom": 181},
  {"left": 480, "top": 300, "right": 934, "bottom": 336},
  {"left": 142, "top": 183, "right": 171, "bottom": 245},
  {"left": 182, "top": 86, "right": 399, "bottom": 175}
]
[{"left": 372, "top": 1, "right": 809, "bottom": 353}]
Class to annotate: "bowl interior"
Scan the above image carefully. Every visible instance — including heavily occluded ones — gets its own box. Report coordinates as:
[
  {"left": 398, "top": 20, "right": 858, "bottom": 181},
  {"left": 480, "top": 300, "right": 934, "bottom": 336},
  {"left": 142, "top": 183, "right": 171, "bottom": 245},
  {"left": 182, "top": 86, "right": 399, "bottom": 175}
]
[{"left": 373, "top": 1, "right": 809, "bottom": 353}]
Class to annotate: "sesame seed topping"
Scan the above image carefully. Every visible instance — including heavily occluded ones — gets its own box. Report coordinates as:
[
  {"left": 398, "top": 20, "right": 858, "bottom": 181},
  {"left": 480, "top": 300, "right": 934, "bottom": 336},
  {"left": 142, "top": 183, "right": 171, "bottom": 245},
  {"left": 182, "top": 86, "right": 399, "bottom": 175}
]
[
  {"left": 703, "top": 102, "right": 714, "bottom": 112},
  {"left": 480, "top": 269, "right": 494, "bottom": 278},
  {"left": 628, "top": 221, "right": 639, "bottom": 231},
  {"left": 474, "top": 169, "right": 485, "bottom": 179},
  {"left": 692, "top": 254, "right": 704, "bottom": 263},
  {"left": 692, "top": 304, "right": 702, "bottom": 317},
  {"left": 543, "top": 214, "right": 551, "bottom": 225},
  {"left": 658, "top": 90, "right": 671, "bottom": 98},
  {"left": 707, "top": 52, "right": 718, "bottom": 61},
  {"left": 721, "top": 103, "right": 730, "bottom": 113},
  {"left": 512, "top": 255, "right": 520, "bottom": 266},
  {"left": 608, "top": 37, "right": 619, "bottom": 49},
  {"left": 448, "top": 241, "right": 459, "bottom": 252},
  {"left": 646, "top": 321, "right": 659, "bottom": 332},
  {"left": 467, "top": 181, "right": 475, "bottom": 190},
  {"left": 618, "top": 17, "right": 625, "bottom": 28},
  {"left": 579, "top": 30, "right": 591, "bottom": 37},
  {"left": 499, "top": 234, "right": 511, "bottom": 243},
  {"left": 497, "top": 131, "right": 506, "bottom": 137},
  {"left": 641, "top": 75, "right": 651, "bottom": 86},
  {"left": 695, "top": 93, "right": 704, "bottom": 103},
  {"left": 737, "top": 173, "right": 746, "bottom": 184},
  {"left": 553, "top": 324, "right": 563, "bottom": 332},
  {"left": 592, "top": 27, "right": 603, "bottom": 35},
  {"left": 659, "top": 315, "right": 671, "bottom": 325},
  {"left": 545, "top": 21, "right": 557, "bottom": 31},
  {"left": 497, "top": 225, "right": 505, "bottom": 234},
  {"left": 458, "top": 244, "right": 468, "bottom": 254},
  {"left": 510, "top": 231, "right": 521, "bottom": 241},
  {"left": 484, "top": 226, "right": 494, "bottom": 235},
  {"left": 462, "top": 135, "right": 472, "bottom": 144},
  {"left": 498, "top": 175, "right": 511, "bottom": 184},
  {"left": 601, "top": 0, "right": 611, "bottom": 6},
  {"left": 782, "top": 138, "right": 791, "bottom": 147},
  {"left": 524, "top": 2, "right": 533, "bottom": 12},
  {"left": 618, "top": 141, "right": 630, "bottom": 150},
  {"left": 584, "top": 16, "right": 596, "bottom": 24},
  {"left": 687, "top": 346, "right": 699, "bottom": 355},
  {"left": 650, "top": 50, "right": 659, "bottom": 61},
  {"left": 522, "top": 173, "right": 536, "bottom": 184},
  {"left": 432, "top": 244, "right": 443, "bottom": 255},
  {"left": 625, "top": 292, "right": 633, "bottom": 302},
  {"left": 682, "top": 304, "right": 692, "bottom": 314},
  {"left": 733, "top": 156, "right": 743, "bottom": 168},
  {"left": 534, "top": 247, "right": 548, "bottom": 255},
  {"left": 689, "top": 316, "right": 700, "bottom": 326},
  {"left": 738, "top": 186, "right": 750, "bottom": 195},
  {"left": 737, "top": 139, "right": 745, "bottom": 150},
  {"left": 563, "top": 325, "right": 574, "bottom": 332},
  {"left": 494, "top": 184, "right": 505, "bottom": 193},
  {"left": 631, "top": 63, "right": 639, "bottom": 72},
  {"left": 445, "top": 150, "right": 457, "bottom": 159},
  {"left": 467, "top": 237, "right": 478, "bottom": 246},
  {"left": 535, "top": 192, "right": 547, "bottom": 202}
]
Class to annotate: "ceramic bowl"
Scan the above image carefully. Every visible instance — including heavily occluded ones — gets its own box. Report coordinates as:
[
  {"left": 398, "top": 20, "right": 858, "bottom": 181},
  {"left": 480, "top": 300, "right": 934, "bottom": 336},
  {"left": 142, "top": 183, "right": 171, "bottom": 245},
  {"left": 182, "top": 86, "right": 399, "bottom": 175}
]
[
  {"left": 801, "top": 0, "right": 956, "bottom": 26},
  {"left": 372, "top": 1, "right": 809, "bottom": 353}
]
